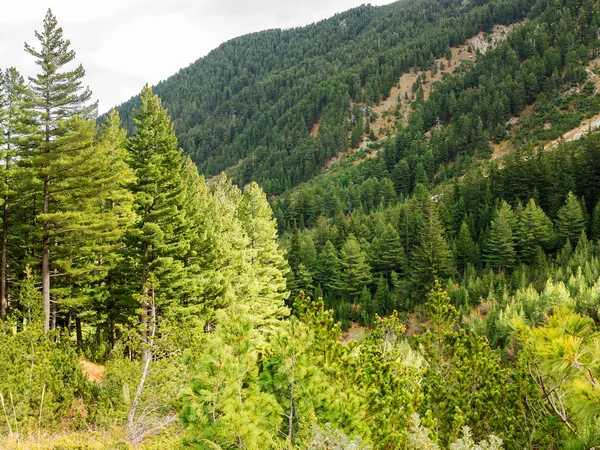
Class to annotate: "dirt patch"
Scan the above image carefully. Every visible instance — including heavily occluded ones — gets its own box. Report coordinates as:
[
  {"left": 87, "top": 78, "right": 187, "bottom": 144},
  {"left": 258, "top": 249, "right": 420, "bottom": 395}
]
[
  {"left": 206, "top": 157, "right": 246, "bottom": 186},
  {"left": 543, "top": 113, "right": 600, "bottom": 150},
  {"left": 491, "top": 140, "right": 510, "bottom": 159},
  {"left": 320, "top": 22, "right": 522, "bottom": 173},
  {"left": 405, "top": 313, "right": 423, "bottom": 336},
  {"left": 370, "top": 23, "right": 518, "bottom": 138},
  {"left": 340, "top": 321, "right": 364, "bottom": 343},
  {"left": 311, "top": 119, "right": 321, "bottom": 138},
  {"left": 80, "top": 360, "right": 106, "bottom": 383}
]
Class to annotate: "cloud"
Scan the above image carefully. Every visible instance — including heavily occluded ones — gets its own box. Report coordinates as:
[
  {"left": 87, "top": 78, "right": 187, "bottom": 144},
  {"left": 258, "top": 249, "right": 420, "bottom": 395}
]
[
  {"left": 89, "top": 13, "right": 213, "bottom": 83},
  {"left": 0, "top": 0, "right": 150, "bottom": 23},
  {"left": 1, "top": 0, "right": 396, "bottom": 112}
]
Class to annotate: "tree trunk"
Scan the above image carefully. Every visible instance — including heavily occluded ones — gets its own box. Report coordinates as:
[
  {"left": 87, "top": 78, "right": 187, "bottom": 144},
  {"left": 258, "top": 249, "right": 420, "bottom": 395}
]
[
  {"left": 127, "top": 282, "right": 156, "bottom": 433},
  {"left": 66, "top": 310, "right": 72, "bottom": 335},
  {"left": 0, "top": 189, "right": 8, "bottom": 321},
  {"left": 140, "top": 242, "right": 149, "bottom": 361},
  {"left": 42, "top": 181, "right": 50, "bottom": 332},
  {"left": 50, "top": 295, "right": 57, "bottom": 332},
  {"left": 1, "top": 141, "right": 12, "bottom": 321},
  {"left": 76, "top": 316, "right": 83, "bottom": 349},
  {"left": 110, "top": 317, "right": 116, "bottom": 350}
]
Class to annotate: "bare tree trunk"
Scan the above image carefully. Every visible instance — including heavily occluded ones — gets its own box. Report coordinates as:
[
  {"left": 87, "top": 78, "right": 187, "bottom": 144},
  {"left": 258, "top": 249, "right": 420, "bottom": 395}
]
[
  {"left": 127, "top": 282, "right": 156, "bottom": 432},
  {"left": 66, "top": 310, "right": 72, "bottom": 335}
]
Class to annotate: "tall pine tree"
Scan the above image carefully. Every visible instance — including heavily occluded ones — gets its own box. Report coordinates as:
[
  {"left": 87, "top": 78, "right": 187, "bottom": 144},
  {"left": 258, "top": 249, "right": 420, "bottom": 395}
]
[{"left": 24, "top": 9, "right": 97, "bottom": 331}]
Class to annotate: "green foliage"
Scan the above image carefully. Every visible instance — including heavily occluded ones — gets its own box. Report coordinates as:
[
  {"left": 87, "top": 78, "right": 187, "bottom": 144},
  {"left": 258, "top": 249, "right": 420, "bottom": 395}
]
[
  {"left": 411, "top": 205, "right": 454, "bottom": 298},
  {"left": 0, "top": 323, "right": 92, "bottom": 433},
  {"left": 515, "top": 305, "right": 600, "bottom": 438},
  {"left": 556, "top": 192, "right": 586, "bottom": 248},
  {"left": 181, "top": 305, "right": 282, "bottom": 449}
]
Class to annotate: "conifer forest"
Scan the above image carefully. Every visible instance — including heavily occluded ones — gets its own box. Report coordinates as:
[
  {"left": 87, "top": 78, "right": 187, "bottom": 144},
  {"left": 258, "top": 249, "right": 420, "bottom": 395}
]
[{"left": 2, "top": 0, "right": 600, "bottom": 447}]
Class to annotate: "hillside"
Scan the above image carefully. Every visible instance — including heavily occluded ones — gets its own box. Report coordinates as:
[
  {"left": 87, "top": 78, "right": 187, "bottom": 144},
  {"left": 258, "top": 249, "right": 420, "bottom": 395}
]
[
  {"left": 3, "top": 0, "right": 600, "bottom": 449},
  {"left": 111, "top": 0, "right": 532, "bottom": 195}
]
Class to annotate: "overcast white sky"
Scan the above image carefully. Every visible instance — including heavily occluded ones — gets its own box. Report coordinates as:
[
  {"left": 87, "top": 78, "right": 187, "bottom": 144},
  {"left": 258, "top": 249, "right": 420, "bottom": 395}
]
[{"left": 0, "top": 1, "right": 393, "bottom": 113}]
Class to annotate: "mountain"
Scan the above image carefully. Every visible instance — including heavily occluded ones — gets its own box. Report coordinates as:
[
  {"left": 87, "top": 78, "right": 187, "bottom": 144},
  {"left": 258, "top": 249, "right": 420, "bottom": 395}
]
[
  {"left": 111, "top": 0, "right": 532, "bottom": 195},
  {"left": 4, "top": 0, "right": 600, "bottom": 447}
]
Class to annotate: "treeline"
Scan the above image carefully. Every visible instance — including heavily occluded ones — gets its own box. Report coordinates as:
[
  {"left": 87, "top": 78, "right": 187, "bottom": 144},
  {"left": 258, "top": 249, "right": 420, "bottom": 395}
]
[
  {"left": 111, "top": 0, "right": 533, "bottom": 195},
  {"left": 278, "top": 129, "right": 600, "bottom": 324}
]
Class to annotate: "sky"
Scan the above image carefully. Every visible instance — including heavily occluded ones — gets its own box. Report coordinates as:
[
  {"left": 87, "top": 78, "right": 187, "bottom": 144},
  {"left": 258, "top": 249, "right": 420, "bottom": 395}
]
[{"left": 0, "top": 0, "right": 394, "bottom": 113}]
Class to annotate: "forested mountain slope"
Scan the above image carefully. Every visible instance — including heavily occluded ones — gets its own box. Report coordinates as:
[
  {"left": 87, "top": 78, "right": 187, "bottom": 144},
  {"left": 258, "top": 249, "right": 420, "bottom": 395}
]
[
  {"left": 4, "top": 0, "right": 600, "bottom": 448},
  {"left": 111, "top": 0, "right": 532, "bottom": 195}
]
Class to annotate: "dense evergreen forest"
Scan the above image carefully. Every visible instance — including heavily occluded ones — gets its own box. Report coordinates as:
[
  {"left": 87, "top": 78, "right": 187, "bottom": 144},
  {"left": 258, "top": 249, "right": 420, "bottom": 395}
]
[{"left": 2, "top": 0, "right": 600, "bottom": 448}]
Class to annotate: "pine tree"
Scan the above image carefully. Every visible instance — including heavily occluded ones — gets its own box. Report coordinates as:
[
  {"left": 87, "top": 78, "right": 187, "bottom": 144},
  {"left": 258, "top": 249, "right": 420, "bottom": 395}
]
[
  {"left": 359, "top": 286, "right": 376, "bottom": 327},
  {"left": 237, "top": 181, "right": 290, "bottom": 327},
  {"left": 340, "top": 236, "right": 372, "bottom": 302},
  {"left": 314, "top": 240, "right": 343, "bottom": 298},
  {"left": 591, "top": 200, "right": 600, "bottom": 241},
  {"left": 126, "top": 86, "right": 190, "bottom": 359},
  {"left": 55, "top": 111, "right": 135, "bottom": 342},
  {"left": 369, "top": 224, "right": 406, "bottom": 280},
  {"left": 516, "top": 198, "right": 554, "bottom": 263},
  {"left": 454, "top": 221, "right": 475, "bottom": 273},
  {"left": 556, "top": 192, "right": 586, "bottom": 248},
  {"left": 486, "top": 201, "right": 517, "bottom": 273},
  {"left": 181, "top": 305, "right": 282, "bottom": 448},
  {"left": 287, "top": 225, "right": 302, "bottom": 273},
  {"left": 210, "top": 175, "right": 253, "bottom": 310},
  {"left": 411, "top": 204, "right": 454, "bottom": 298},
  {"left": 0, "top": 68, "right": 36, "bottom": 320},
  {"left": 260, "top": 316, "right": 316, "bottom": 444},
  {"left": 172, "top": 159, "right": 228, "bottom": 334},
  {"left": 374, "top": 275, "right": 393, "bottom": 315},
  {"left": 23, "top": 9, "right": 98, "bottom": 331},
  {"left": 393, "top": 159, "right": 411, "bottom": 195}
]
